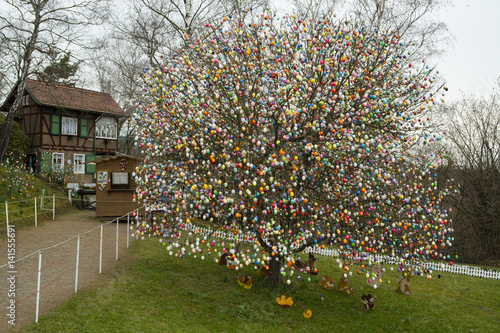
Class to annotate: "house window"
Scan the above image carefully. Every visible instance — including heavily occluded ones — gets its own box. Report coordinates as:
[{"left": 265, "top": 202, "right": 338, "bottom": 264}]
[
  {"left": 111, "top": 172, "right": 134, "bottom": 189},
  {"left": 52, "top": 153, "right": 64, "bottom": 172},
  {"left": 80, "top": 118, "right": 88, "bottom": 138},
  {"left": 62, "top": 117, "right": 78, "bottom": 135},
  {"left": 74, "top": 154, "right": 85, "bottom": 174},
  {"left": 95, "top": 116, "right": 117, "bottom": 139},
  {"left": 112, "top": 172, "right": 128, "bottom": 185},
  {"left": 50, "top": 114, "right": 61, "bottom": 135}
]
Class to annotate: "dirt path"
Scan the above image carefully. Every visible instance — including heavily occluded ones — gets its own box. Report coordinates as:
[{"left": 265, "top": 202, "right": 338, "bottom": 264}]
[{"left": 0, "top": 209, "right": 136, "bottom": 331}]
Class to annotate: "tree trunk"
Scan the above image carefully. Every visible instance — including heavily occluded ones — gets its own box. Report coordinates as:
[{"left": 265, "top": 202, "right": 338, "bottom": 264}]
[
  {"left": 267, "top": 255, "right": 283, "bottom": 286},
  {"left": 184, "top": 0, "right": 193, "bottom": 31},
  {"left": 0, "top": 1, "right": 45, "bottom": 162},
  {"left": 0, "top": 111, "right": 16, "bottom": 163}
]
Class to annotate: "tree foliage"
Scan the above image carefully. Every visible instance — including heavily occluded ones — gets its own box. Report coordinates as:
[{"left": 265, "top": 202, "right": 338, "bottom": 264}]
[
  {"left": 0, "top": 115, "right": 29, "bottom": 162},
  {"left": 36, "top": 51, "right": 80, "bottom": 86},
  {"left": 132, "top": 10, "right": 452, "bottom": 285}
]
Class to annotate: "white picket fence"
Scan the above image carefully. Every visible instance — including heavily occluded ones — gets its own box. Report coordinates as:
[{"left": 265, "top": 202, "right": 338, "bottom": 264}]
[
  {"left": 177, "top": 223, "right": 500, "bottom": 279},
  {"left": 307, "top": 247, "right": 500, "bottom": 279}
]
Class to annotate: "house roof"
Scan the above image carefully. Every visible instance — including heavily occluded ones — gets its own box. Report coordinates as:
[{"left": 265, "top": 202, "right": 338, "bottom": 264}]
[{"left": 2, "top": 79, "right": 127, "bottom": 117}]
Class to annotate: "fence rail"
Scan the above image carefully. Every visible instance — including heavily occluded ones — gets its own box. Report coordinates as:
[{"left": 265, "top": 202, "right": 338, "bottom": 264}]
[
  {"left": 0, "top": 196, "right": 57, "bottom": 231},
  {"left": 175, "top": 222, "right": 500, "bottom": 280},
  {"left": 1, "top": 204, "right": 146, "bottom": 327}
]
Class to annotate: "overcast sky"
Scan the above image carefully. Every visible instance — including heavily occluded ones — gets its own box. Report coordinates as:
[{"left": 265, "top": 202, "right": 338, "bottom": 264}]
[
  {"left": 1, "top": 0, "right": 498, "bottom": 102},
  {"left": 433, "top": 0, "right": 500, "bottom": 100},
  {"left": 274, "top": 0, "right": 500, "bottom": 101}
]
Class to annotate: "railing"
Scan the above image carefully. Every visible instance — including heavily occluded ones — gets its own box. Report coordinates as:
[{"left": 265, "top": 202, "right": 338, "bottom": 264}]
[
  {"left": 172, "top": 223, "right": 500, "bottom": 279},
  {"left": 0, "top": 205, "right": 146, "bottom": 327},
  {"left": 0, "top": 195, "right": 58, "bottom": 234}
]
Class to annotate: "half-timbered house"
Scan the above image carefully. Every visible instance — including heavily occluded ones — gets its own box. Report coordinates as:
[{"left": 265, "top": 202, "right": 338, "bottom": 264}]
[{"left": 1, "top": 79, "right": 128, "bottom": 184}]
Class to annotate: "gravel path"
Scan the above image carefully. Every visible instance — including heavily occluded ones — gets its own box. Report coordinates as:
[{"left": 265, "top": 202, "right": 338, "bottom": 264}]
[{"left": 0, "top": 209, "right": 136, "bottom": 331}]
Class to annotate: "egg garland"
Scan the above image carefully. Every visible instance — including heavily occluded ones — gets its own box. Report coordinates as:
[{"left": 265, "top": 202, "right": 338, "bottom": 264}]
[{"left": 131, "top": 10, "right": 453, "bottom": 286}]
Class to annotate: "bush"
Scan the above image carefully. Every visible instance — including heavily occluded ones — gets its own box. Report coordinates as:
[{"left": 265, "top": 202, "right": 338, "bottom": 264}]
[{"left": 0, "top": 115, "right": 29, "bottom": 162}]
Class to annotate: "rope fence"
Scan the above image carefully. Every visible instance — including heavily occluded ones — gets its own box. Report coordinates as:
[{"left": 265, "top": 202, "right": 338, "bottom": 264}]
[
  {"left": 1, "top": 201, "right": 497, "bottom": 328},
  {"left": 0, "top": 195, "right": 58, "bottom": 231},
  {"left": 0, "top": 193, "right": 142, "bottom": 232},
  {"left": 0, "top": 205, "right": 146, "bottom": 326}
]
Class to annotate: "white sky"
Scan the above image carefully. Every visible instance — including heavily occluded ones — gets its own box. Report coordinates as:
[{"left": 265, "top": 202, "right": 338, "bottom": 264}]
[{"left": 433, "top": 0, "right": 500, "bottom": 100}]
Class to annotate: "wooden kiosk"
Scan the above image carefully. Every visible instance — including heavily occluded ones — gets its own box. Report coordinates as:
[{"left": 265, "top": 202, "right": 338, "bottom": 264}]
[{"left": 93, "top": 154, "right": 142, "bottom": 218}]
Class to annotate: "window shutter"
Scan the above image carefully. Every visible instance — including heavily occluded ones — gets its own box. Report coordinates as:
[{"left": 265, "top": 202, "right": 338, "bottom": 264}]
[
  {"left": 85, "top": 154, "right": 97, "bottom": 174},
  {"left": 80, "top": 118, "right": 88, "bottom": 138},
  {"left": 40, "top": 152, "right": 52, "bottom": 173},
  {"left": 50, "top": 114, "right": 61, "bottom": 135}
]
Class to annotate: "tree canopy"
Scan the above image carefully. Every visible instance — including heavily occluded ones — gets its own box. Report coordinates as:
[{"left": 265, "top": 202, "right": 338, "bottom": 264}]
[
  {"left": 0, "top": 115, "right": 29, "bottom": 162},
  {"left": 132, "top": 9, "right": 452, "bottom": 285},
  {"left": 0, "top": 0, "right": 109, "bottom": 162},
  {"left": 36, "top": 51, "right": 80, "bottom": 86}
]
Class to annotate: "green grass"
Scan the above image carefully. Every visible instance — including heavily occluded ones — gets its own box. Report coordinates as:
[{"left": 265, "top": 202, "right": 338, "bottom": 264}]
[
  {"left": 24, "top": 238, "right": 500, "bottom": 333},
  {"left": 0, "top": 164, "right": 77, "bottom": 231}
]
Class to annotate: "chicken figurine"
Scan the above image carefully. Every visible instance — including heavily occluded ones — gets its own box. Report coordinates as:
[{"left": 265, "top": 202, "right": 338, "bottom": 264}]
[{"left": 237, "top": 274, "right": 252, "bottom": 289}]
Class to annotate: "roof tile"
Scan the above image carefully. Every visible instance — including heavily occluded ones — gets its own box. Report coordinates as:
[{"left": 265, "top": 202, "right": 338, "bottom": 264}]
[{"left": 26, "top": 79, "right": 127, "bottom": 116}]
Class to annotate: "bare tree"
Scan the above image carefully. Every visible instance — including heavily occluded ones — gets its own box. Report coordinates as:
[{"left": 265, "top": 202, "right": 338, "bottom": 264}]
[
  {"left": 441, "top": 94, "right": 500, "bottom": 264},
  {"left": 83, "top": 0, "right": 269, "bottom": 156},
  {"left": 289, "top": 0, "right": 338, "bottom": 23},
  {"left": 290, "top": 0, "right": 451, "bottom": 60},
  {"left": 110, "top": 0, "right": 175, "bottom": 66},
  {"left": 0, "top": 0, "right": 109, "bottom": 162},
  {"left": 86, "top": 38, "right": 146, "bottom": 155},
  {"left": 140, "top": 0, "right": 269, "bottom": 39},
  {"left": 351, "top": 0, "right": 451, "bottom": 59}
]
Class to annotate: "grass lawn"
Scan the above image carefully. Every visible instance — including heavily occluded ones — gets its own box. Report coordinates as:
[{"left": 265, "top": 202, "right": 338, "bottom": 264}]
[
  {"left": 0, "top": 165, "right": 78, "bottom": 232},
  {"left": 24, "top": 238, "right": 500, "bottom": 333}
]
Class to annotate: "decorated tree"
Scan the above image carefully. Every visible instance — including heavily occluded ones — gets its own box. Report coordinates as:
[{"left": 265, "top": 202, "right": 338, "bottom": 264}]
[{"left": 132, "top": 9, "right": 452, "bottom": 286}]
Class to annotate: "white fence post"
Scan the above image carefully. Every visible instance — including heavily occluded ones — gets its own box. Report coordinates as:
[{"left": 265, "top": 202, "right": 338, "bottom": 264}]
[
  {"left": 52, "top": 193, "right": 55, "bottom": 220},
  {"left": 5, "top": 201, "right": 9, "bottom": 237},
  {"left": 99, "top": 225, "right": 103, "bottom": 274},
  {"left": 75, "top": 236, "right": 80, "bottom": 293},
  {"left": 116, "top": 218, "right": 119, "bottom": 261},
  {"left": 127, "top": 214, "right": 130, "bottom": 249},
  {"left": 68, "top": 190, "right": 72, "bottom": 205},
  {"left": 35, "top": 250, "right": 43, "bottom": 323},
  {"left": 35, "top": 197, "right": 37, "bottom": 227}
]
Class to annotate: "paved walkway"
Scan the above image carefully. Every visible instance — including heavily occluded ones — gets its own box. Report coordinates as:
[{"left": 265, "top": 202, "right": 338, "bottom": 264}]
[{"left": 0, "top": 210, "right": 135, "bottom": 331}]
